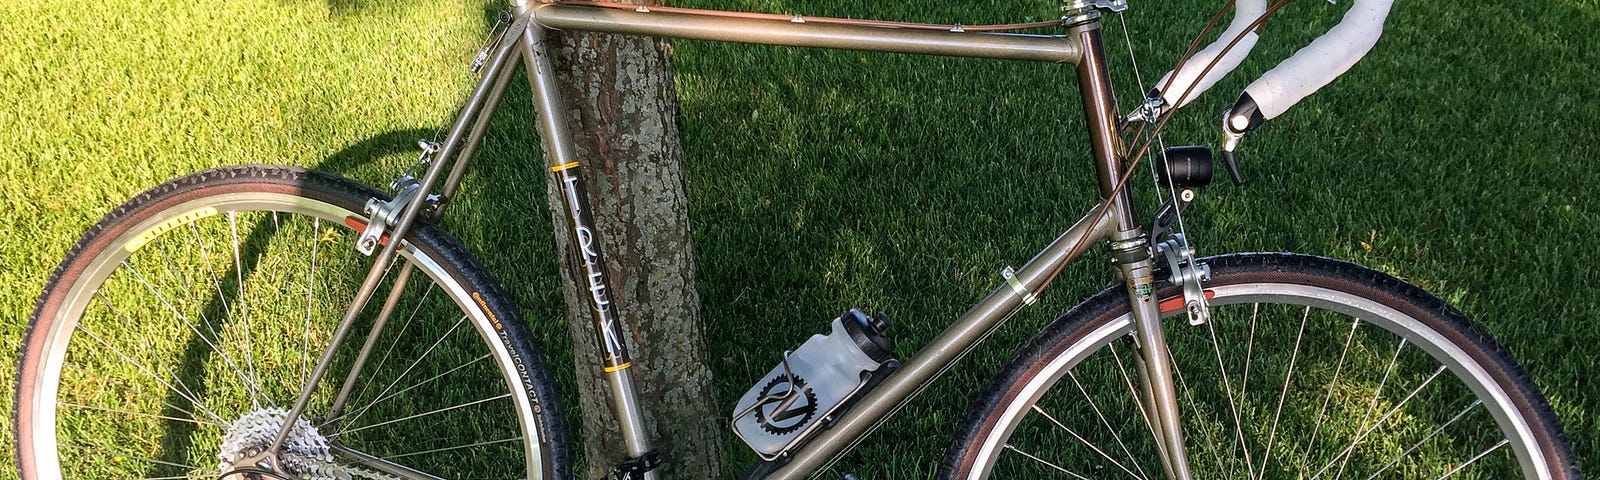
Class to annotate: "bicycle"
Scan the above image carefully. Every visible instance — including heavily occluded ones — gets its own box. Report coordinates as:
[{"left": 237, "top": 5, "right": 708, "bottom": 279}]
[{"left": 14, "top": 0, "right": 1581, "bottom": 478}]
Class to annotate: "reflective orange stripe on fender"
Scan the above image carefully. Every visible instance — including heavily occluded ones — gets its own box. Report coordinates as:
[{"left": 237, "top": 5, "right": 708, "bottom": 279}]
[
  {"left": 1158, "top": 290, "right": 1215, "bottom": 314},
  {"left": 344, "top": 217, "right": 391, "bottom": 246}
]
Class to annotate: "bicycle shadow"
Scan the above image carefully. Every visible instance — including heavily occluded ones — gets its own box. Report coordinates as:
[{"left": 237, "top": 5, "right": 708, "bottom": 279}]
[
  {"left": 139, "top": 0, "right": 560, "bottom": 474},
  {"left": 136, "top": 129, "right": 429, "bottom": 477}
]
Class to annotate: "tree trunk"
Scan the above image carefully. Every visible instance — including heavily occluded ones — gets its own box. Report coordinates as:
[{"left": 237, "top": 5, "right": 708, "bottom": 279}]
[{"left": 539, "top": 6, "right": 724, "bottom": 479}]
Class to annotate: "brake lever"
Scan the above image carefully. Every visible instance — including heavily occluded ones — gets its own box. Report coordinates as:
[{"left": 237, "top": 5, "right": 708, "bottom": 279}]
[{"left": 1219, "top": 92, "right": 1265, "bottom": 186}]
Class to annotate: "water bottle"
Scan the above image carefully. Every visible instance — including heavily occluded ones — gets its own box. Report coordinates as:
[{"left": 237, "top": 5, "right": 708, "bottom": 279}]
[{"left": 731, "top": 309, "right": 897, "bottom": 460}]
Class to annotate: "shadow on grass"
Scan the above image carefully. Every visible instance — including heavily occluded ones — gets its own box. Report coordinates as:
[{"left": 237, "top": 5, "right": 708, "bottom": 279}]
[
  {"left": 143, "top": 130, "right": 432, "bottom": 478},
  {"left": 145, "top": 2, "right": 549, "bottom": 473}
]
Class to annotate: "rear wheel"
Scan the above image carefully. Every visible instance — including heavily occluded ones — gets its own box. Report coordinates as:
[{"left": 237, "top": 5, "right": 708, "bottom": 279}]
[
  {"left": 943, "top": 253, "right": 1576, "bottom": 480},
  {"left": 16, "top": 165, "right": 569, "bottom": 479}
]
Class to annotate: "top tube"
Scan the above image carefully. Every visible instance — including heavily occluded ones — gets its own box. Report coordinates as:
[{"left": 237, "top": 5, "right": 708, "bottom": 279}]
[{"left": 530, "top": 2, "right": 1084, "bottom": 64}]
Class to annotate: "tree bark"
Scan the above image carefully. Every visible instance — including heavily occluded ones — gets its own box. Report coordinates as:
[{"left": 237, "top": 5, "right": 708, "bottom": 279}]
[{"left": 539, "top": 6, "right": 723, "bottom": 479}]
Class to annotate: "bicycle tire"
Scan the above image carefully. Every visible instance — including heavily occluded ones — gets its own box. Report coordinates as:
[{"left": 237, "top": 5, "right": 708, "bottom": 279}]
[
  {"left": 16, "top": 165, "right": 571, "bottom": 479},
  {"left": 942, "top": 253, "right": 1577, "bottom": 480}
]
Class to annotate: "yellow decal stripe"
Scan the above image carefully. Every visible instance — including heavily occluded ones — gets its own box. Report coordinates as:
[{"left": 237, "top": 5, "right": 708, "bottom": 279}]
[
  {"left": 125, "top": 207, "right": 219, "bottom": 253},
  {"left": 603, "top": 362, "right": 632, "bottom": 373},
  {"left": 550, "top": 161, "right": 580, "bottom": 172}
]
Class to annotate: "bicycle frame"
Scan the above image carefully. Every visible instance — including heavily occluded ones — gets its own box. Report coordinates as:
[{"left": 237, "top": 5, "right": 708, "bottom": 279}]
[{"left": 285, "top": 1, "right": 1197, "bottom": 478}]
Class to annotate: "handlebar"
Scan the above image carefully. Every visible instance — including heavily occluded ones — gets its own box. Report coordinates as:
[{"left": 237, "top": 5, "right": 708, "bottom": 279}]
[
  {"left": 1240, "top": 0, "right": 1393, "bottom": 122},
  {"left": 1154, "top": 0, "right": 1268, "bottom": 111},
  {"left": 1151, "top": 0, "right": 1394, "bottom": 126}
]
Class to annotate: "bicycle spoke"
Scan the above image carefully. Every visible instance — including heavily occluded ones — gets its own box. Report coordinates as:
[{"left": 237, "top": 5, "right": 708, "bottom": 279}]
[
  {"left": 1302, "top": 317, "right": 1362, "bottom": 470},
  {"left": 1329, "top": 338, "right": 1408, "bottom": 480},
  {"left": 1108, "top": 340, "right": 1164, "bottom": 459},
  {"left": 72, "top": 322, "right": 225, "bottom": 423},
  {"left": 1434, "top": 439, "right": 1510, "bottom": 480},
  {"left": 1231, "top": 303, "right": 1264, "bottom": 479},
  {"left": 1256, "top": 305, "right": 1309, "bottom": 479},
  {"left": 1165, "top": 340, "right": 1226, "bottom": 473},
  {"left": 326, "top": 261, "right": 421, "bottom": 420},
  {"left": 1067, "top": 370, "right": 1151, "bottom": 480},
  {"left": 382, "top": 436, "right": 526, "bottom": 460},
  {"left": 58, "top": 401, "right": 223, "bottom": 428},
  {"left": 322, "top": 353, "right": 491, "bottom": 427},
  {"left": 1364, "top": 400, "right": 1483, "bottom": 480},
  {"left": 63, "top": 443, "right": 204, "bottom": 473},
  {"left": 113, "top": 261, "right": 262, "bottom": 407},
  {"left": 64, "top": 362, "right": 216, "bottom": 429},
  {"left": 228, "top": 212, "right": 260, "bottom": 410},
  {"left": 190, "top": 223, "right": 237, "bottom": 345},
  {"left": 338, "top": 314, "right": 470, "bottom": 430},
  {"left": 1004, "top": 444, "right": 1092, "bottom": 480},
  {"left": 302, "top": 217, "right": 320, "bottom": 389},
  {"left": 1312, "top": 365, "right": 1448, "bottom": 480},
  {"left": 1205, "top": 304, "right": 1256, "bottom": 480},
  {"left": 331, "top": 393, "right": 510, "bottom": 438},
  {"left": 1239, "top": 303, "right": 1258, "bottom": 411},
  {"left": 153, "top": 238, "right": 219, "bottom": 336},
  {"left": 1030, "top": 405, "right": 1144, "bottom": 480},
  {"left": 352, "top": 278, "right": 438, "bottom": 406}
]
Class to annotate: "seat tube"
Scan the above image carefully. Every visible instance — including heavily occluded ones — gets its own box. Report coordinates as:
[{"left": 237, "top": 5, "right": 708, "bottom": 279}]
[
  {"left": 1069, "top": 16, "right": 1195, "bottom": 480},
  {"left": 515, "top": 1, "right": 657, "bottom": 477}
]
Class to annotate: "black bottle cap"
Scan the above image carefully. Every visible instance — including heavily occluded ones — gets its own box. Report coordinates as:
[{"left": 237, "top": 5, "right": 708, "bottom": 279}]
[{"left": 839, "top": 309, "right": 894, "bottom": 364}]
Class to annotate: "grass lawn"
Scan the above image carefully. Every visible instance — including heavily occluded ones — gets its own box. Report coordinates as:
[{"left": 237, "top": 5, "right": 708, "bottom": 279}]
[{"left": 2, "top": 0, "right": 1596, "bottom": 478}]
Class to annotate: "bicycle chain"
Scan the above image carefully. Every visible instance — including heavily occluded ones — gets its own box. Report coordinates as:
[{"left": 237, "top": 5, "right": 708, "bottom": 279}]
[{"left": 281, "top": 451, "right": 403, "bottom": 480}]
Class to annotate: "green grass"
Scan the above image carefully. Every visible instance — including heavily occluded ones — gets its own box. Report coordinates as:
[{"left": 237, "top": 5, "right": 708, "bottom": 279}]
[{"left": 3, "top": 0, "right": 1597, "bottom": 478}]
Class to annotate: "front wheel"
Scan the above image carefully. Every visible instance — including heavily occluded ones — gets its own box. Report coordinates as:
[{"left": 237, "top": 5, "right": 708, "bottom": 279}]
[
  {"left": 943, "top": 253, "right": 1576, "bottom": 480},
  {"left": 16, "top": 165, "right": 570, "bottom": 479}
]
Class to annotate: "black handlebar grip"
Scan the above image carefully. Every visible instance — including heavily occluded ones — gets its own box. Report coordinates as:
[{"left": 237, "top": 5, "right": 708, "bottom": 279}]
[{"left": 1226, "top": 92, "right": 1266, "bottom": 134}]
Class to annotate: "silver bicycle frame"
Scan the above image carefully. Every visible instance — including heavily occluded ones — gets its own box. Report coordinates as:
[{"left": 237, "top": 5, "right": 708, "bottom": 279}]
[{"left": 289, "top": 1, "right": 1197, "bottom": 478}]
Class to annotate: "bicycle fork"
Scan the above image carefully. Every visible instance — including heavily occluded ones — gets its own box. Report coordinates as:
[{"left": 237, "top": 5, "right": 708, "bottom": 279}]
[
  {"left": 1072, "top": 15, "right": 1196, "bottom": 480},
  {"left": 1111, "top": 236, "right": 1195, "bottom": 480}
]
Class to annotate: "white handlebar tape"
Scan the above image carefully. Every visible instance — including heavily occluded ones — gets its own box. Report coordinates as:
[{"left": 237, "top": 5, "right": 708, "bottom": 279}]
[
  {"left": 1155, "top": 0, "right": 1268, "bottom": 110},
  {"left": 1244, "top": 0, "right": 1394, "bottom": 119}
]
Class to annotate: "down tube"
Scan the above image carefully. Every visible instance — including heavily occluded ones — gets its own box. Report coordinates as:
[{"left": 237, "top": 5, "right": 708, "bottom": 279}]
[
  {"left": 514, "top": 2, "right": 658, "bottom": 476},
  {"left": 770, "top": 207, "right": 1118, "bottom": 479}
]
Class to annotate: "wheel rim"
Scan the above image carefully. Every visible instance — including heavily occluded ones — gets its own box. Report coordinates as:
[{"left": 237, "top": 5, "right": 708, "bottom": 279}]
[
  {"left": 965, "top": 282, "right": 1551, "bottom": 480},
  {"left": 22, "top": 191, "right": 545, "bottom": 479}
]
